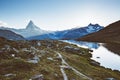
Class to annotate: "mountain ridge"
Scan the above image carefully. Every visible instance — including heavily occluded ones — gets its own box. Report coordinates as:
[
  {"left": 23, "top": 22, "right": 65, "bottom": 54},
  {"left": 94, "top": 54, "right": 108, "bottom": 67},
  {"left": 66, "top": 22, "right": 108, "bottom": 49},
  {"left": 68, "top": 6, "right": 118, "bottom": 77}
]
[
  {"left": 77, "top": 20, "right": 120, "bottom": 44},
  {"left": 28, "top": 23, "right": 103, "bottom": 40},
  {"left": 0, "top": 21, "right": 104, "bottom": 40}
]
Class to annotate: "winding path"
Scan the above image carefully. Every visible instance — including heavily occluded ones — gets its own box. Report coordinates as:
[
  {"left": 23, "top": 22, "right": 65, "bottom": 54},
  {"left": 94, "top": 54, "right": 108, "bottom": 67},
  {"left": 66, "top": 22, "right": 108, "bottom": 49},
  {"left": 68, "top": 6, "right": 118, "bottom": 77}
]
[
  {"left": 56, "top": 51, "right": 92, "bottom": 80},
  {"left": 60, "top": 67, "right": 68, "bottom": 80}
]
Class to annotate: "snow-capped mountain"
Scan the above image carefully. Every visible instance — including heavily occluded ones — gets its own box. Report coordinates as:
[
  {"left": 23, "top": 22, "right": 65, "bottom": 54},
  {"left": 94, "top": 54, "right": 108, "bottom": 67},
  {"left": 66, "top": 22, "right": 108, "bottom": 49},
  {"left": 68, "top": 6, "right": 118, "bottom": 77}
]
[
  {"left": 0, "top": 20, "right": 48, "bottom": 38},
  {"left": 26, "top": 20, "right": 43, "bottom": 31},
  {"left": 86, "top": 23, "right": 103, "bottom": 33},
  {"left": 0, "top": 29, "right": 25, "bottom": 40},
  {"left": 28, "top": 23, "right": 104, "bottom": 40},
  {"left": 62, "top": 23, "right": 103, "bottom": 39}
]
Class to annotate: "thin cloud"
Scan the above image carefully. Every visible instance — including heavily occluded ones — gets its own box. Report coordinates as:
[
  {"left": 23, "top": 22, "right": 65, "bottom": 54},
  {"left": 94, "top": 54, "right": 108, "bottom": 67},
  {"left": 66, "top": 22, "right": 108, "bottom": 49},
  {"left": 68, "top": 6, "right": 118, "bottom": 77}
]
[{"left": 0, "top": 21, "right": 8, "bottom": 26}]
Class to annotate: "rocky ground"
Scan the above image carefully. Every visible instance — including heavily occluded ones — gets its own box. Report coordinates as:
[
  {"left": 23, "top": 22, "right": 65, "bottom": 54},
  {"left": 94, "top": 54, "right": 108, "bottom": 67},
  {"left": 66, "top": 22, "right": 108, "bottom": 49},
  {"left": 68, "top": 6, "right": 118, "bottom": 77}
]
[{"left": 0, "top": 37, "right": 120, "bottom": 80}]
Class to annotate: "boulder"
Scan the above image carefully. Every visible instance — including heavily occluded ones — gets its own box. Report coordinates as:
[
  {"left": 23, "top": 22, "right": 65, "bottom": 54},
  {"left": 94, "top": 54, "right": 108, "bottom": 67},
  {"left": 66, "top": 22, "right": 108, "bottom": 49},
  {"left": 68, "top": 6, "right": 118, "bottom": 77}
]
[
  {"left": 30, "top": 74, "right": 43, "bottom": 80},
  {"left": 90, "top": 61, "right": 100, "bottom": 66}
]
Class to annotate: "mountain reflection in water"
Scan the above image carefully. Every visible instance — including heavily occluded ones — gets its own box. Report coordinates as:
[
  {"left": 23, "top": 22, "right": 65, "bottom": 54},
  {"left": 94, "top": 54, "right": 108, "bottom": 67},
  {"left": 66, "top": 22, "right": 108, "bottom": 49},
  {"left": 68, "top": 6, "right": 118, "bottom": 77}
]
[
  {"left": 103, "top": 43, "right": 120, "bottom": 55},
  {"left": 62, "top": 40, "right": 100, "bottom": 49},
  {"left": 68, "top": 40, "right": 120, "bottom": 56}
]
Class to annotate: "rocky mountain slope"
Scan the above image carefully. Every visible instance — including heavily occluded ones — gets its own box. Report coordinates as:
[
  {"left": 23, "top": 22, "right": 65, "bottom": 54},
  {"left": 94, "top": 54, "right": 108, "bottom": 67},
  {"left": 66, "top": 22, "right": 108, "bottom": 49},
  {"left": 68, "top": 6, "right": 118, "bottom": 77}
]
[
  {"left": 28, "top": 23, "right": 103, "bottom": 40},
  {"left": 0, "top": 29, "right": 25, "bottom": 40},
  {"left": 0, "top": 37, "right": 120, "bottom": 80},
  {"left": 77, "top": 20, "right": 120, "bottom": 44}
]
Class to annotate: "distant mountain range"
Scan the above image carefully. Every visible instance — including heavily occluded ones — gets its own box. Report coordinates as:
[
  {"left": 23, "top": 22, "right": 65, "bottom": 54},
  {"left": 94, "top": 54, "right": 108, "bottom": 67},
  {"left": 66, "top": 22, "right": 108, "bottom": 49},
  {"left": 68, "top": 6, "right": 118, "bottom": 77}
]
[
  {"left": 28, "top": 23, "right": 103, "bottom": 40},
  {"left": 0, "top": 20, "right": 104, "bottom": 40},
  {"left": 0, "top": 29, "right": 25, "bottom": 40},
  {"left": 77, "top": 20, "right": 120, "bottom": 44},
  {"left": 0, "top": 20, "right": 48, "bottom": 38}
]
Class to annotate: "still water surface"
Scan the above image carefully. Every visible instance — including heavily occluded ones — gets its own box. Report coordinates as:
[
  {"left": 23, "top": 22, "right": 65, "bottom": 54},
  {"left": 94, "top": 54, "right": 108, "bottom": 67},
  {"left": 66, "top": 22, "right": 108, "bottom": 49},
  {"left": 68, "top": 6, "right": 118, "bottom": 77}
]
[{"left": 91, "top": 45, "right": 120, "bottom": 71}]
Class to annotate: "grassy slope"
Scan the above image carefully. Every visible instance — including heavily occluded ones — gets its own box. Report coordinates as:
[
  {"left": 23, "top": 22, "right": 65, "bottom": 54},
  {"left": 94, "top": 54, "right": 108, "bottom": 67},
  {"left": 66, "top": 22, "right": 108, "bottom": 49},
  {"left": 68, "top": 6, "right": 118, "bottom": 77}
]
[{"left": 0, "top": 38, "right": 120, "bottom": 80}]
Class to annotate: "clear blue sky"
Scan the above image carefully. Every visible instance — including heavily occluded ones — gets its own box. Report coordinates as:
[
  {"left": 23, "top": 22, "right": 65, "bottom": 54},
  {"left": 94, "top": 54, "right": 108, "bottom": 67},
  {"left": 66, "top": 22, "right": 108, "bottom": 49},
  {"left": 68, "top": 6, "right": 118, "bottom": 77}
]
[{"left": 0, "top": 0, "right": 120, "bottom": 30}]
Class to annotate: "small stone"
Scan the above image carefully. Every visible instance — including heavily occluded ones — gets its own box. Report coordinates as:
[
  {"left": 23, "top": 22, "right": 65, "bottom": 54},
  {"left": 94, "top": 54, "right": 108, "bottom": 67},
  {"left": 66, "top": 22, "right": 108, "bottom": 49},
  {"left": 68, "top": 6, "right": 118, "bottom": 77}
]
[
  {"left": 27, "top": 60, "right": 38, "bottom": 64},
  {"left": 31, "top": 74, "right": 43, "bottom": 80},
  {"left": 54, "top": 73, "right": 58, "bottom": 77},
  {"left": 47, "top": 57, "right": 53, "bottom": 61},
  {"left": 96, "top": 57, "right": 100, "bottom": 58},
  {"left": 4, "top": 73, "right": 16, "bottom": 77},
  {"left": 89, "top": 49, "right": 93, "bottom": 52},
  {"left": 90, "top": 61, "right": 100, "bottom": 66},
  {"left": 37, "top": 42, "right": 41, "bottom": 46},
  {"left": 60, "top": 65, "right": 72, "bottom": 69},
  {"left": 11, "top": 54, "right": 15, "bottom": 57},
  {"left": 13, "top": 48, "right": 19, "bottom": 53}
]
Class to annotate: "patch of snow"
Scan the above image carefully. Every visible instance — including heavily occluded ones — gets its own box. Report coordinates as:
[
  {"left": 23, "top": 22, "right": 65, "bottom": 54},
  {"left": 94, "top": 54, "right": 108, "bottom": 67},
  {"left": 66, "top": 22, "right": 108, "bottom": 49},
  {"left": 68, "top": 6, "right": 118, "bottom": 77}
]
[{"left": 86, "top": 26, "right": 95, "bottom": 33}]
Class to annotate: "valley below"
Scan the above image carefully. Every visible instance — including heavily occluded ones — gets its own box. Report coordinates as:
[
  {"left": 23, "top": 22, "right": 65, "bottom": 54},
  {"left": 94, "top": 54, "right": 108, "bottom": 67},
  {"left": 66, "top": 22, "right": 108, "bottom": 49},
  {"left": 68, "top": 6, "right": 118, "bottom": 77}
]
[{"left": 0, "top": 37, "right": 120, "bottom": 80}]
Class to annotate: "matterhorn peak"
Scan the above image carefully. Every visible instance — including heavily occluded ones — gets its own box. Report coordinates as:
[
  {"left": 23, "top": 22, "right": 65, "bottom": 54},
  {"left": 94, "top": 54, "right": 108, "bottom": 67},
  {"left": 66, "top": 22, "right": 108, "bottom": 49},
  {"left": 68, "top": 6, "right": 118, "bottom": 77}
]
[
  {"left": 26, "top": 20, "right": 39, "bottom": 29},
  {"left": 29, "top": 20, "right": 34, "bottom": 25}
]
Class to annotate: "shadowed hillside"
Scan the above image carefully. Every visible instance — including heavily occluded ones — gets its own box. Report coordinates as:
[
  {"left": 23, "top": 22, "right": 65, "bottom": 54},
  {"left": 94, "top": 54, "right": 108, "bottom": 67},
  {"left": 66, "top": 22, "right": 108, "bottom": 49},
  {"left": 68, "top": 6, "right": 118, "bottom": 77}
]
[{"left": 0, "top": 29, "right": 25, "bottom": 40}]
